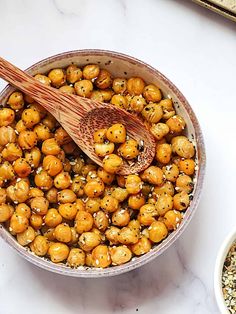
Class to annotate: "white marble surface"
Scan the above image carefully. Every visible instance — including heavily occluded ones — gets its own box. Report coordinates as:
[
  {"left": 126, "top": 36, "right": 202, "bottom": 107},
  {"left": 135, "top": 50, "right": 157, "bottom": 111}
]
[{"left": 0, "top": 0, "right": 236, "bottom": 313}]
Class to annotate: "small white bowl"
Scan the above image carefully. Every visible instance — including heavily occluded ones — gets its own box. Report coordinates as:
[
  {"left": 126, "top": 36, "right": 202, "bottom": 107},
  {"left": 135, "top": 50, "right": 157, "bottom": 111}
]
[{"left": 214, "top": 228, "right": 236, "bottom": 313}]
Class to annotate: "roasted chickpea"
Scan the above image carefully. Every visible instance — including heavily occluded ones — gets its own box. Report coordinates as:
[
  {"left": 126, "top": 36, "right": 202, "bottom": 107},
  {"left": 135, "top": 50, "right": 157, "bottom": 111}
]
[
  {"left": 54, "top": 171, "right": 71, "bottom": 190},
  {"left": 7, "top": 91, "right": 24, "bottom": 110},
  {"left": 97, "top": 167, "right": 115, "bottom": 185},
  {"left": 67, "top": 248, "right": 85, "bottom": 267},
  {"left": 110, "top": 246, "right": 132, "bottom": 265},
  {"left": 94, "top": 142, "right": 115, "bottom": 157},
  {"left": 30, "top": 196, "right": 49, "bottom": 216},
  {"left": 176, "top": 174, "right": 193, "bottom": 193},
  {"left": 179, "top": 159, "right": 195, "bottom": 176},
  {"left": 128, "top": 219, "right": 141, "bottom": 235},
  {"left": 92, "top": 245, "right": 111, "bottom": 268},
  {"left": 10, "top": 213, "right": 29, "bottom": 234},
  {"left": 57, "top": 189, "right": 76, "bottom": 204},
  {"left": 159, "top": 98, "right": 174, "bottom": 117},
  {"left": 0, "top": 161, "right": 14, "bottom": 180},
  {"left": 21, "top": 108, "right": 40, "bottom": 128},
  {"left": 83, "top": 64, "right": 100, "bottom": 80},
  {"left": 54, "top": 127, "right": 72, "bottom": 145},
  {"left": 29, "top": 103, "right": 47, "bottom": 119},
  {"left": 45, "top": 208, "right": 62, "bottom": 227},
  {"left": 101, "top": 195, "right": 119, "bottom": 213},
  {"left": 30, "top": 213, "right": 43, "bottom": 230},
  {"left": 100, "top": 89, "right": 114, "bottom": 102},
  {"left": 15, "top": 203, "right": 31, "bottom": 219},
  {"left": 0, "top": 126, "right": 16, "bottom": 146},
  {"left": 129, "top": 95, "right": 146, "bottom": 113},
  {"left": 112, "top": 78, "right": 127, "bottom": 94},
  {"left": 58, "top": 203, "right": 77, "bottom": 220},
  {"left": 43, "top": 155, "right": 63, "bottom": 177},
  {"left": 62, "top": 141, "right": 77, "bottom": 155},
  {"left": 17, "top": 226, "right": 36, "bottom": 246},
  {"left": 95, "top": 69, "right": 112, "bottom": 89},
  {"left": 34, "top": 124, "right": 51, "bottom": 141},
  {"left": 7, "top": 178, "right": 30, "bottom": 203},
  {"left": 75, "top": 211, "right": 93, "bottom": 234},
  {"left": 141, "top": 103, "right": 163, "bottom": 124},
  {"left": 0, "top": 108, "right": 15, "bottom": 127},
  {"left": 74, "top": 199, "right": 85, "bottom": 211},
  {"left": 85, "top": 198, "right": 101, "bottom": 214},
  {"left": 111, "top": 187, "right": 128, "bottom": 202},
  {"left": 127, "top": 77, "right": 145, "bottom": 95},
  {"left": 41, "top": 138, "right": 61, "bottom": 155},
  {"left": 28, "top": 187, "right": 44, "bottom": 199},
  {"left": 118, "top": 139, "right": 139, "bottom": 160},
  {"left": 155, "top": 193, "right": 173, "bottom": 216},
  {"left": 125, "top": 175, "right": 142, "bottom": 194},
  {"left": 15, "top": 119, "right": 27, "bottom": 133},
  {"left": 13, "top": 158, "right": 31, "bottom": 178},
  {"left": 34, "top": 74, "right": 51, "bottom": 86},
  {"left": 118, "top": 227, "right": 139, "bottom": 245},
  {"left": 150, "top": 123, "right": 169, "bottom": 140},
  {"left": 18, "top": 130, "right": 37, "bottom": 150},
  {"left": 54, "top": 223, "right": 72, "bottom": 243},
  {"left": 93, "top": 128, "right": 107, "bottom": 144},
  {"left": 79, "top": 232, "right": 101, "bottom": 252},
  {"left": 25, "top": 147, "right": 41, "bottom": 168},
  {"left": 42, "top": 114, "right": 57, "bottom": 130},
  {"left": 48, "top": 68, "right": 66, "bottom": 88},
  {"left": 70, "top": 157, "right": 84, "bottom": 174},
  {"left": 2, "top": 143, "right": 22, "bottom": 162},
  {"left": 30, "top": 235, "right": 49, "bottom": 256},
  {"left": 81, "top": 163, "right": 97, "bottom": 177},
  {"left": 153, "top": 181, "right": 175, "bottom": 197},
  {"left": 128, "top": 193, "right": 146, "bottom": 210},
  {"left": 171, "top": 136, "right": 195, "bottom": 159},
  {"left": 156, "top": 143, "right": 172, "bottom": 164},
  {"left": 71, "top": 176, "right": 86, "bottom": 197},
  {"left": 93, "top": 210, "right": 109, "bottom": 231},
  {"left": 41, "top": 227, "right": 56, "bottom": 241},
  {"left": 162, "top": 164, "right": 179, "bottom": 182},
  {"left": 106, "top": 124, "right": 126, "bottom": 144},
  {"left": 48, "top": 242, "right": 69, "bottom": 263},
  {"left": 112, "top": 208, "right": 130, "bottom": 227},
  {"left": 143, "top": 84, "right": 162, "bottom": 102},
  {"left": 116, "top": 175, "right": 126, "bottom": 188},
  {"left": 83, "top": 178, "right": 104, "bottom": 198},
  {"left": 138, "top": 204, "right": 158, "bottom": 226},
  {"left": 163, "top": 210, "right": 182, "bottom": 230},
  {"left": 140, "top": 166, "right": 163, "bottom": 186},
  {"left": 89, "top": 90, "right": 104, "bottom": 101},
  {"left": 131, "top": 236, "right": 151, "bottom": 256},
  {"left": 74, "top": 79, "right": 93, "bottom": 97},
  {"left": 102, "top": 154, "right": 123, "bottom": 174},
  {"left": 166, "top": 115, "right": 186, "bottom": 134},
  {"left": 66, "top": 64, "right": 82, "bottom": 84},
  {"left": 35, "top": 170, "right": 53, "bottom": 190},
  {"left": 149, "top": 221, "right": 168, "bottom": 243},
  {"left": 59, "top": 85, "right": 75, "bottom": 94},
  {"left": 0, "top": 204, "right": 13, "bottom": 222},
  {"left": 111, "top": 95, "right": 127, "bottom": 109},
  {"left": 173, "top": 191, "right": 190, "bottom": 211},
  {"left": 105, "top": 226, "right": 120, "bottom": 245},
  {"left": 0, "top": 188, "right": 7, "bottom": 204}
]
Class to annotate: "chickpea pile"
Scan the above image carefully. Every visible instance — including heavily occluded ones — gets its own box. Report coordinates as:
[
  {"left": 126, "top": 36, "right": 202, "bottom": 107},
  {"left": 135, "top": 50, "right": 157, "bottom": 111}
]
[{"left": 0, "top": 63, "right": 196, "bottom": 268}]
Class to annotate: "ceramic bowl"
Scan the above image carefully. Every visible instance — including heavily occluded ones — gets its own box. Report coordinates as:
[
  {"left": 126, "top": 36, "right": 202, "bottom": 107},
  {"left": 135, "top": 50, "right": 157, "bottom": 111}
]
[
  {"left": 214, "top": 229, "right": 236, "bottom": 313},
  {"left": 0, "top": 50, "right": 206, "bottom": 277}
]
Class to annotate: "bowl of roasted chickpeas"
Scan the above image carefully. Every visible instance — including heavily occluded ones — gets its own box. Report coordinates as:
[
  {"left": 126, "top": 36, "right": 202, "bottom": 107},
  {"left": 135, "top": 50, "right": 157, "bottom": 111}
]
[{"left": 0, "top": 50, "right": 205, "bottom": 277}]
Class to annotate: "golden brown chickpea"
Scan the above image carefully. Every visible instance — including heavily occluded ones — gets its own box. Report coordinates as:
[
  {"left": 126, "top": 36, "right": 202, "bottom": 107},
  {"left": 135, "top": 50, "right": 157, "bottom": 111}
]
[
  {"left": 35, "top": 170, "right": 53, "bottom": 190},
  {"left": 143, "top": 84, "right": 162, "bottom": 102},
  {"left": 159, "top": 98, "right": 174, "bottom": 117},
  {"left": 21, "top": 108, "right": 41, "bottom": 128},
  {"left": 13, "top": 158, "right": 31, "bottom": 178},
  {"left": 29, "top": 103, "right": 47, "bottom": 119},
  {"left": 171, "top": 136, "right": 195, "bottom": 159},
  {"left": 94, "top": 142, "right": 115, "bottom": 157},
  {"left": 57, "top": 189, "right": 76, "bottom": 204},
  {"left": 89, "top": 90, "right": 104, "bottom": 102},
  {"left": 116, "top": 175, "right": 125, "bottom": 188},
  {"left": 67, "top": 248, "right": 85, "bottom": 267},
  {"left": 0, "top": 108, "right": 15, "bottom": 127},
  {"left": 93, "top": 210, "right": 109, "bottom": 231},
  {"left": 15, "top": 119, "right": 27, "bottom": 133},
  {"left": 92, "top": 245, "right": 111, "bottom": 268},
  {"left": 62, "top": 158, "right": 71, "bottom": 173},
  {"left": 155, "top": 193, "right": 173, "bottom": 216},
  {"left": 111, "top": 95, "right": 127, "bottom": 109},
  {"left": 48, "top": 68, "right": 66, "bottom": 88},
  {"left": 10, "top": 213, "right": 29, "bottom": 234},
  {"left": 112, "top": 78, "right": 127, "bottom": 94},
  {"left": 79, "top": 232, "right": 101, "bottom": 252},
  {"left": 71, "top": 176, "right": 86, "bottom": 197},
  {"left": 7, "top": 91, "right": 24, "bottom": 110},
  {"left": 41, "top": 226, "right": 56, "bottom": 241},
  {"left": 0, "top": 126, "right": 16, "bottom": 146},
  {"left": 59, "top": 85, "right": 75, "bottom": 94},
  {"left": 150, "top": 123, "right": 169, "bottom": 140},
  {"left": 70, "top": 157, "right": 84, "bottom": 174},
  {"left": 58, "top": 203, "right": 77, "bottom": 220},
  {"left": 95, "top": 69, "right": 112, "bottom": 89},
  {"left": 85, "top": 198, "right": 101, "bottom": 214},
  {"left": 0, "top": 161, "right": 14, "bottom": 180},
  {"left": 127, "top": 77, "right": 145, "bottom": 95},
  {"left": 45, "top": 208, "right": 62, "bottom": 228},
  {"left": 66, "top": 64, "right": 83, "bottom": 84},
  {"left": 97, "top": 167, "right": 115, "bottom": 185},
  {"left": 179, "top": 159, "right": 195, "bottom": 176},
  {"left": 166, "top": 115, "right": 186, "bottom": 134},
  {"left": 54, "top": 223, "right": 72, "bottom": 243},
  {"left": 118, "top": 227, "right": 139, "bottom": 245},
  {"left": 128, "top": 193, "right": 146, "bottom": 210},
  {"left": 48, "top": 242, "right": 69, "bottom": 263},
  {"left": 18, "top": 130, "right": 37, "bottom": 150},
  {"left": 125, "top": 175, "right": 142, "bottom": 194},
  {"left": 34, "top": 124, "right": 52, "bottom": 141},
  {"left": 176, "top": 174, "right": 193, "bottom": 193},
  {"left": 100, "top": 89, "right": 114, "bottom": 102},
  {"left": 34, "top": 74, "right": 51, "bottom": 86},
  {"left": 84, "top": 178, "right": 105, "bottom": 198},
  {"left": 163, "top": 210, "right": 182, "bottom": 230},
  {"left": 101, "top": 195, "right": 119, "bottom": 213},
  {"left": 93, "top": 128, "right": 107, "bottom": 144},
  {"left": 30, "top": 196, "right": 49, "bottom": 216},
  {"left": 15, "top": 203, "right": 31, "bottom": 219},
  {"left": 2, "top": 143, "right": 22, "bottom": 162},
  {"left": 75, "top": 211, "right": 93, "bottom": 234},
  {"left": 141, "top": 103, "right": 163, "bottom": 123},
  {"left": 28, "top": 187, "right": 44, "bottom": 199},
  {"left": 138, "top": 204, "right": 158, "bottom": 226},
  {"left": 112, "top": 208, "right": 130, "bottom": 227},
  {"left": 54, "top": 171, "right": 71, "bottom": 190},
  {"left": 43, "top": 155, "right": 63, "bottom": 177},
  {"left": 106, "top": 123, "right": 126, "bottom": 144},
  {"left": 156, "top": 143, "right": 172, "bottom": 164},
  {"left": 62, "top": 142, "right": 77, "bottom": 155},
  {"left": 128, "top": 219, "right": 141, "bottom": 235},
  {"left": 105, "top": 226, "right": 120, "bottom": 245},
  {"left": 54, "top": 127, "right": 72, "bottom": 145},
  {"left": 153, "top": 181, "right": 175, "bottom": 197},
  {"left": 111, "top": 187, "right": 128, "bottom": 202},
  {"left": 41, "top": 138, "right": 61, "bottom": 156},
  {"left": 25, "top": 147, "right": 41, "bottom": 168},
  {"left": 30, "top": 235, "right": 49, "bottom": 256},
  {"left": 42, "top": 114, "right": 57, "bottom": 130},
  {"left": 85, "top": 253, "right": 94, "bottom": 266},
  {"left": 83, "top": 64, "right": 100, "bottom": 80},
  {"left": 173, "top": 191, "right": 190, "bottom": 211},
  {"left": 0, "top": 204, "right": 13, "bottom": 222},
  {"left": 74, "top": 199, "right": 85, "bottom": 211},
  {"left": 162, "top": 164, "right": 179, "bottom": 182},
  {"left": 0, "top": 188, "right": 6, "bottom": 204},
  {"left": 74, "top": 79, "right": 93, "bottom": 97},
  {"left": 131, "top": 236, "right": 151, "bottom": 256},
  {"left": 149, "top": 221, "right": 168, "bottom": 243},
  {"left": 140, "top": 166, "right": 164, "bottom": 186},
  {"left": 129, "top": 95, "right": 146, "bottom": 113},
  {"left": 7, "top": 178, "right": 30, "bottom": 203},
  {"left": 118, "top": 139, "right": 139, "bottom": 160},
  {"left": 68, "top": 227, "right": 79, "bottom": 245},
  {"left": 110, "top": 246, "right": 132, "bottom": 265},
  {"left": 17, "top": 226, "right": 36, "bottom": 246},
  {"left": 30, "top": 213, "right": 43, "bottom": 230},
  {"left": 81, "top": 163, "right": 97, "bottom": 177}
]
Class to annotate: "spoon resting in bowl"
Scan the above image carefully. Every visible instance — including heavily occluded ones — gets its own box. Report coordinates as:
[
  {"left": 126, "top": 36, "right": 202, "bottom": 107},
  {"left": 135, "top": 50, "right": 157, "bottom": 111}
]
[{"left": 0, "top": 57, "right": 156, "bottom": 175}]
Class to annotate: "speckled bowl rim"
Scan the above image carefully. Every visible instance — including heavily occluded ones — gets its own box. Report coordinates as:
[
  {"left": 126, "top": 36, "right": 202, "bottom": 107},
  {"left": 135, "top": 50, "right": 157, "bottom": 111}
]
[{"left": 0, "top": 49, "right": 206, "bottom": 277}]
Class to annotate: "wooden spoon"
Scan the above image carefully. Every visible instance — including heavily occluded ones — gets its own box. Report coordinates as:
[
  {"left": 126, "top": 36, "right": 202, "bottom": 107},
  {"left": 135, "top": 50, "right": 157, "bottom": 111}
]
[{"left": 0, "top": 57, "right": 156, "bottom": 175}]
